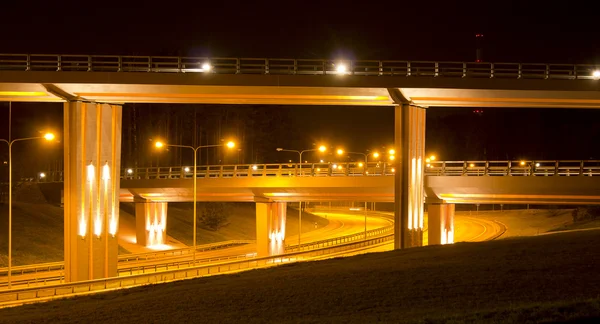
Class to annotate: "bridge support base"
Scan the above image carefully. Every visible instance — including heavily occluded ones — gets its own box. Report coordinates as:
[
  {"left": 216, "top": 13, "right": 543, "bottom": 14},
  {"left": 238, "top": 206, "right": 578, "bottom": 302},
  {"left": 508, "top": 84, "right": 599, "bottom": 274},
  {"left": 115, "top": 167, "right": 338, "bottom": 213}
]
[
  {"left": 134, "top": 199, "right": 168, "bottom": 247},
  {"left": 256, "top": 202, "right": 286, "bottom": 257},
  {"left": 63, "top": 102, "right": 122, "bottom": 282},
  {"left": 394, "top": 104, "right": 426, "bottom": 249},
  {"left": 427, "top": 203, "right": 455, "bottom": 245}
]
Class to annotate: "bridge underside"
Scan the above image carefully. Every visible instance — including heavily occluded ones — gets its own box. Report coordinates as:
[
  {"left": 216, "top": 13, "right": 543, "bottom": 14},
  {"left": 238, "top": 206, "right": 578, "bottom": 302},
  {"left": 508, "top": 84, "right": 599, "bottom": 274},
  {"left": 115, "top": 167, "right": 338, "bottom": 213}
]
[
  {"left": 425, "top": 176, "right": 600, "bottom": 205},
  {"left": 2, "top": 72, "right": 600, "bottom": 107}
]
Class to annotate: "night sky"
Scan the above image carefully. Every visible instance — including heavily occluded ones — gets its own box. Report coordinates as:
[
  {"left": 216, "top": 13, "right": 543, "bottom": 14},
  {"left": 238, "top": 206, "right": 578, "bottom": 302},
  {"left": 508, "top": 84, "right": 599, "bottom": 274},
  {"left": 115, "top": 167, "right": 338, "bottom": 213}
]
[{"left": 1, "top": 1, "right": 600, "bottom": 174}]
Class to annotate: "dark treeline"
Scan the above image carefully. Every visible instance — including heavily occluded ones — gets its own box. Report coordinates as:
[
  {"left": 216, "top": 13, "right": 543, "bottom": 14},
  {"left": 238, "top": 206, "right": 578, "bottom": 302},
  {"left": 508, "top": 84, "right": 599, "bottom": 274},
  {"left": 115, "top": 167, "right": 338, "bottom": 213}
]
[{"left": 121, "top": 104, "right": 297, "bottom": 168}]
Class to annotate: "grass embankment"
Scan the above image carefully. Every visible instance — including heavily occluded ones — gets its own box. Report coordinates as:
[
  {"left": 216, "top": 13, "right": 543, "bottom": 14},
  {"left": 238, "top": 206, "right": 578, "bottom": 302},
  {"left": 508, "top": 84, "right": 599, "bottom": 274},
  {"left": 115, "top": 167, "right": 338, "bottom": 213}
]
[
  {"left": 550, "top": 218, "right": 600, "bottom": 232},
  {"left": 2, "top": 229, "right": 600, "bottom": 323},
  {"left": 1, "top": 201, "right": 328, "bottom": 266},
  {"left": 0, "top": 202, "right": 64, "bottom": 267},
  {"left": 151, "top": 202, "right": 328, "bottom": 246},
  {"left": 468, "top": 209, "right": 574, "bottom": 237}
]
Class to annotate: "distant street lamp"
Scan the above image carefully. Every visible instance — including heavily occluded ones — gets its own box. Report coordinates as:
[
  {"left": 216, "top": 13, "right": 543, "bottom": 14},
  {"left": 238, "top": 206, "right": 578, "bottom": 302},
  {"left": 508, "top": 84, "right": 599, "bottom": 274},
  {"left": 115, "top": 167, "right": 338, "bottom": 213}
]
[
  {"left": 336, "top": 149, "right": 372, "bottom": 239},
  {"left": 155, "top": 140, "right": 235, "bottom": 262},
  {"left": 1, "top": 132, "right": 55, "bottom": 289},
  {"left": 426, "top": 155, "right": 437, "bottom": 168},
  {"left": 276, "top": 145, "right": 326, "bottom": 177},
  {"left": 276, "top": 145, "right": 327, "bottom": 246}
]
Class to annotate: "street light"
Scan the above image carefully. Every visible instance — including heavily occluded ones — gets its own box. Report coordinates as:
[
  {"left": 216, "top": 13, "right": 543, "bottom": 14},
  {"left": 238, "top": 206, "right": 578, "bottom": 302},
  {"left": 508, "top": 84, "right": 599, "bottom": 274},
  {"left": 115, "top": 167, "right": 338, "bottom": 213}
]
[
  {"left": 1, "top": 132, "right": 55, "bottom": 289},
  {"left": 276, "top": 145, "right": 326, "bottom": 176},
  {"left": 593, "top": 70, "right": 600, "bottom": 80},
  {"left": 155, "top": 139, "right": 235, "bottom": 262},
  {"left": 336, "top": 148, "right": 372, "bottom": 239},
  {"left": 276, "top": 145, "right": 327, "bottom": 246},
  {"left": 336, "top": 63, "right": 347, "bottom": 74}
]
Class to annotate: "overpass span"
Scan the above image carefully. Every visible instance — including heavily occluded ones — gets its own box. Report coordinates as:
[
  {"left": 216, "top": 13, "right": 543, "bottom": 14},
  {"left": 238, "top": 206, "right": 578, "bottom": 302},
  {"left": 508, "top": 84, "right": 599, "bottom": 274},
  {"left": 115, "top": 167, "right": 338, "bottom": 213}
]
[
  {"left": 40, "top": 160, "right": 600, "bottom": 204},
  {"left": 2, "top": 54, "right": 600, "bottom": 107}
]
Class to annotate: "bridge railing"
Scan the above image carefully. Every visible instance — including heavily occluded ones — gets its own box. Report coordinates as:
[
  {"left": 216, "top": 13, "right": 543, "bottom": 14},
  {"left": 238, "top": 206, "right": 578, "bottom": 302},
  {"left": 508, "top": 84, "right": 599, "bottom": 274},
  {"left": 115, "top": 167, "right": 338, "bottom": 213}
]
[
  {"left": 1, "top": 54, "right": 599, "bottom": 79},
  {"left": 40, "top": 160, "right": 600, "bottom": 182},
  {"left": 426, "top": 160, "right": 600, "bottom": 176}
]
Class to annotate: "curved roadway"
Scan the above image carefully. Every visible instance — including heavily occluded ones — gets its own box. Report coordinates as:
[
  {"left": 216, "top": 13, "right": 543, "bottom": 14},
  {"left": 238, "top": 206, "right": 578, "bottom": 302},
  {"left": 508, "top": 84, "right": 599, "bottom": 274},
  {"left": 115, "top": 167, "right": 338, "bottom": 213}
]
[{"left": 1, "top": 210, "right": 501, "bottom": 289}]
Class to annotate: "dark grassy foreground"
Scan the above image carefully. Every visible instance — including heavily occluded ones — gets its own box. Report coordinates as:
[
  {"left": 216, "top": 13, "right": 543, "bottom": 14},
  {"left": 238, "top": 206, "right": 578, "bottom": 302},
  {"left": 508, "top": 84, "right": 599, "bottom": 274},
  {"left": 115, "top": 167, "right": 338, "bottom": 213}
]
[{"left": 2, "top": 231, "right": 600, "bottom": 323}]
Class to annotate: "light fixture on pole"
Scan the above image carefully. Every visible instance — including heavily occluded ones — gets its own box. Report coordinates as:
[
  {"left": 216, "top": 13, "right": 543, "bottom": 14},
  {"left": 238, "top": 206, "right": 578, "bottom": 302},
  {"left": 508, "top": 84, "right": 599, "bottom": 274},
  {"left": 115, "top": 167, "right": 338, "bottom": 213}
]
[
  {"left": 1, "top": 132, "right": 55, "bottom": 289},
  {"left": 276, "top": 145, "right": 327, "bottom": 246},
  {"left": 154, "top": 139, "right": 235, "bottom": 263},
  {"left": 337, "top": 148, "right": 371, "bottom": 238}
]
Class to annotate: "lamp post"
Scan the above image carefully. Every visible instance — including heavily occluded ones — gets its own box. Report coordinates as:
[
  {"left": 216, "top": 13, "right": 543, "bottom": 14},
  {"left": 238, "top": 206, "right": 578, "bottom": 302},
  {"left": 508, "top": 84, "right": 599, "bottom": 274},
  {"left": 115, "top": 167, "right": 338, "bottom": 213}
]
[
  {"left": 337, "top": 149, "right": 374, "bottom": 239},
  {"left": 1, "top": 132, "right": 55, "bottom": 289},
  {"left": 276, "top": 145, "right": 326, "bottom": 247},
  {"left": 155, "top": 140, "right": 235, "bottom": 263}
]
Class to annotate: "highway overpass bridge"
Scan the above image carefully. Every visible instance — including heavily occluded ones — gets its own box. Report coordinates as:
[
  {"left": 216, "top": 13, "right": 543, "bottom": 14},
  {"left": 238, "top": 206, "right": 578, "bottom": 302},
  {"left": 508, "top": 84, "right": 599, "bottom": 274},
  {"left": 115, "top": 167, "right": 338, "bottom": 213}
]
[
  {"left": 108, "top": 160, "right": 600, "bottom": 205},
  {"left": 40, "top": 160, "right": 600, "bottom": 251},
  {"left": 2, "top": 53, "right": 600, "bottom": 284}
]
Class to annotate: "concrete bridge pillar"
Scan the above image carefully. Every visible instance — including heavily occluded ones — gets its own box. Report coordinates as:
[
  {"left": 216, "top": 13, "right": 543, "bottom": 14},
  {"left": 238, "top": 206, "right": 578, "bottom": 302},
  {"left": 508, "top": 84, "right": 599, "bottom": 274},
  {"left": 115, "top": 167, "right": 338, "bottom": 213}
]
[
  {"left": 394, "top": 104, "right": 426, "bottom": 249},
  {"left": 134, "top": 198, "right": 168, "bottom": 247},
  {"left": 63, "top": 102, "right": 122, "bottom": 282},
  {"left": 427, "top": 203, "right": 455, "bottom": 245},
  {"left": 256, "top": 202, "right": 287, "bottom": 257}
]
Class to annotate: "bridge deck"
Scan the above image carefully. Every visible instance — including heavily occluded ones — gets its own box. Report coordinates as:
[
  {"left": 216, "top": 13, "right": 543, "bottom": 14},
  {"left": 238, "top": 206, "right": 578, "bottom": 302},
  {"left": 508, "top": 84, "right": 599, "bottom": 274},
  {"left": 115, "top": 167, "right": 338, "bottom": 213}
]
[{"left": 2, "top": 54, "right": 600, "bottom": 107}]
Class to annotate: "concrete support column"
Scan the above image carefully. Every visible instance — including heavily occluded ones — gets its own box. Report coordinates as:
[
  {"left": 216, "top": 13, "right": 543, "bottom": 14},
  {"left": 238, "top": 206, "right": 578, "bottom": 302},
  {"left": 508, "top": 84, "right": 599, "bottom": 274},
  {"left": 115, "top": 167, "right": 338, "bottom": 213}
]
[
  {"left": 427, "top": 203, "right": 455, "bottom": 245},
  {"left": 63, "top": 102, "right": 122, "bottom": 282},
  {"left": 134, "top": 198, "right": 168, "bottom": 247},
  {"left": 394, "top": 104, "right": 426, "bottom": 249},
  {"left": 256, "top": 202, "right": 287, "bottom": 257}
]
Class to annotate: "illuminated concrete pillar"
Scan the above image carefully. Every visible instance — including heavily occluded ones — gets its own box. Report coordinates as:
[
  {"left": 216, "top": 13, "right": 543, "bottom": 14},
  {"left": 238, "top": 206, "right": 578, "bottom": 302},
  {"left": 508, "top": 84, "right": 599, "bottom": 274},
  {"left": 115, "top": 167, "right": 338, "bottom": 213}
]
[
  {"left": 135, "top": 198, "right": 168, "bottom": 247},
  {"left": 427, "top": 203, "right": 455, "bottom": 245},
  {"left": 63, "top": 102, "right": 122, "bottom": 282},
  {"left": 394, "top": 104, "right": 426, "bottom": 249},
  {"left": 256, "top": 202, "right": 286, "bottom": 257}
]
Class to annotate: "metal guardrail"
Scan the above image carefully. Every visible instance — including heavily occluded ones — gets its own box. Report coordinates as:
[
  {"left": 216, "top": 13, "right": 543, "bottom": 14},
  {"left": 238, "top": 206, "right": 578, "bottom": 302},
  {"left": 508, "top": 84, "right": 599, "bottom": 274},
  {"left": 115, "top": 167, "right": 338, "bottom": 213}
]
[
  {"left": 1, "top": 54, "right": 599, "bottom": 80},
  {"left": 0, "top": 222, "right": 392, "bottom": 288},
  {"left": 426, "top": 160, "right": 600, "bottom": 177},
  {"left": 0, "top": 234, "right": 393, "bottom": 307},
  {"left": 0, "top": 240, "right": 253, "bottom": 286},
  {"left": 0, "top": 262, "right": 64, "bottom": 277},
  {"left": 39, "top": 160, "right": 600, "bottom": 182},
  {"left": 287, "top": 225, "right": 393, "bottom": 253},
  {"left": 117, "top": 240, "right": 253, "bottom": 262}
]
